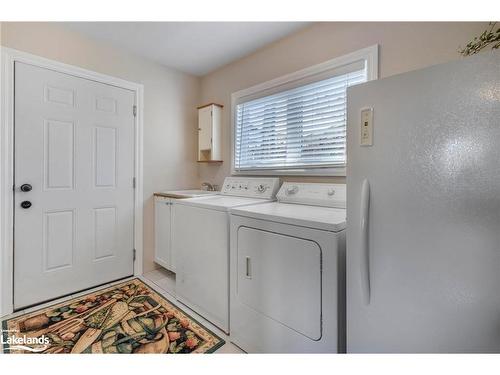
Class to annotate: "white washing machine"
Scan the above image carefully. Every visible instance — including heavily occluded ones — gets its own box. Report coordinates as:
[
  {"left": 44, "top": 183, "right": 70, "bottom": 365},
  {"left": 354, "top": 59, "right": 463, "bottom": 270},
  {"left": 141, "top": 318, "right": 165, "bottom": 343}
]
[
  {"left": 172, "top": 177, "right": 280, "bottom": 333},
  {"left": 229, "top": 182, "right": 346, "bottom": 353}
]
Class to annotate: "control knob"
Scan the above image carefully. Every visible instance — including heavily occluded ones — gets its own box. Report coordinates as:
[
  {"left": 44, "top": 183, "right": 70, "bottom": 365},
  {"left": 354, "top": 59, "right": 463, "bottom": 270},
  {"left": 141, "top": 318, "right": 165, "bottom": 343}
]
[{"left": 257, "top": 184, "right": 268, "bottom": 193}]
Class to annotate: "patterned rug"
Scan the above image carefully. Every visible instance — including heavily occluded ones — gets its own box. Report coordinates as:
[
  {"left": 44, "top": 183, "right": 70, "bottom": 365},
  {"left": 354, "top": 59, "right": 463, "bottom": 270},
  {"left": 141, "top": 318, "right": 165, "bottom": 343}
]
[{"left": 2, "top": 278, "right": 224, "bottom": 354}]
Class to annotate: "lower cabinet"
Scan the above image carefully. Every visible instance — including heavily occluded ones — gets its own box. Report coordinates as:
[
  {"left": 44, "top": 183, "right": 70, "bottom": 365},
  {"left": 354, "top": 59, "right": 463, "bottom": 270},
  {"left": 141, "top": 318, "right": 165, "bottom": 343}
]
[{"left": 154, "top": 195, "right": 175, "bottom": 271}]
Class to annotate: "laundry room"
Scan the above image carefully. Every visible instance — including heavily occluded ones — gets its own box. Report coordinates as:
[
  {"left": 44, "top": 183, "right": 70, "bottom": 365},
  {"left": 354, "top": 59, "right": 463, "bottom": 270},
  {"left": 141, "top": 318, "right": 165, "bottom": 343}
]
[{"left": 1, "top": 1, "right": 500, "bottom": 373}]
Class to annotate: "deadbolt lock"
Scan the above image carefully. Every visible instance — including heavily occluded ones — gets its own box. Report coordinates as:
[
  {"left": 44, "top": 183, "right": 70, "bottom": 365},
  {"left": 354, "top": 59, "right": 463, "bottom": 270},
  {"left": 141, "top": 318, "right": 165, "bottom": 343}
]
[{"left": 20, "top": 184, "right": 32, "bottom": 192}]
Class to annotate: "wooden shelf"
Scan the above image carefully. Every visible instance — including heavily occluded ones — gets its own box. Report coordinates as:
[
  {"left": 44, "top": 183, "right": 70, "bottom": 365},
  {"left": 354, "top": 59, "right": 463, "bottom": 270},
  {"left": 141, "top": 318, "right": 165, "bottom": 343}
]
[
  {"left": 197, "top": 160, "right": 223, "bottom": 163},
  {"left": 197, "top": 102, "right": 223, "bottom": 109}
]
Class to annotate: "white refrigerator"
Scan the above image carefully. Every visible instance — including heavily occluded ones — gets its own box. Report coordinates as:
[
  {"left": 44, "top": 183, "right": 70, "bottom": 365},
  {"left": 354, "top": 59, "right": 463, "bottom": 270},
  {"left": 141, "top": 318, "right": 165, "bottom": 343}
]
[{"left": 346, "top": 50, "right": 500, "bottom": 353}]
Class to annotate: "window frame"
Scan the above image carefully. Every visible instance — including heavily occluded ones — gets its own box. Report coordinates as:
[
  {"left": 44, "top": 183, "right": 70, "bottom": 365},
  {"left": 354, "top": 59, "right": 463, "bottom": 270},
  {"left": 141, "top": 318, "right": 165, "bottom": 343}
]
[{"left": 230, "top": 44, "right": 378, "bottom": 176}]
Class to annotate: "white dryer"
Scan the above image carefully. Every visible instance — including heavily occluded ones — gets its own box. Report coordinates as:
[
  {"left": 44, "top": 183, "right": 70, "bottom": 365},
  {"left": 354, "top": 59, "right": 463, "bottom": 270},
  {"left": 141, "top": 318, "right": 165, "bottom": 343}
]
[
  {"left": 172, "top": 177, "right": 280, "bottom": 333},
  {"left": 229, "top": 182, "right": 346, "bottom": 353}
]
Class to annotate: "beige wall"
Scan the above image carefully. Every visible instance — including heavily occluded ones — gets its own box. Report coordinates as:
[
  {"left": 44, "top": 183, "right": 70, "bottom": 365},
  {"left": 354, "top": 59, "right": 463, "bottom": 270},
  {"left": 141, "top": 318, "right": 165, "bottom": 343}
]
[
  {"left": 1, "top": 22, "right": 201, "bottom": 273},
  {"left": 0, "top": 21, "right": 489, "bottom": 274},
  {"left": 198, "top": 22, "right": 488, "bottom": 186}
]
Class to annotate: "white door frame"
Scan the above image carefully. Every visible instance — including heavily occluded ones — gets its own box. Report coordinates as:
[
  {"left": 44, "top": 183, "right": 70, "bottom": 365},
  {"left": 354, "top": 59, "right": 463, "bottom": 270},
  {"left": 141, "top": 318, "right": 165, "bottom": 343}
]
[{"left": 0, "top": 47, "right": 144, "bottom": 316}]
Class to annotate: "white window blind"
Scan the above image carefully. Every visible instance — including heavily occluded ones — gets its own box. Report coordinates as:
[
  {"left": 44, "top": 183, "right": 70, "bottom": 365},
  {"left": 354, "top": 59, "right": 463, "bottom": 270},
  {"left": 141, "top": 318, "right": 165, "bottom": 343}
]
[{"left": 234, "top": 65, "right": 367, "bottom": 171}]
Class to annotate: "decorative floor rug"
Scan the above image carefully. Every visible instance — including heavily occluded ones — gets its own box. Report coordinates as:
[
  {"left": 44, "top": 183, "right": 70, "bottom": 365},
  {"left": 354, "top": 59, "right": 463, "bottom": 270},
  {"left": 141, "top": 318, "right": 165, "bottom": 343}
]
[{"left": 2, "top": 278, "right": 224, "bottom": 354}]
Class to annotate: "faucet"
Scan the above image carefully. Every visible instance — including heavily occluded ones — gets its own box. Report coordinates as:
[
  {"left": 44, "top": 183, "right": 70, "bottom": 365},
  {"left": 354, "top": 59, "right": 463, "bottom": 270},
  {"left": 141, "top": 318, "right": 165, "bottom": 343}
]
[{"left": 201, "top": 182, "right": 216, "bottom": 191}]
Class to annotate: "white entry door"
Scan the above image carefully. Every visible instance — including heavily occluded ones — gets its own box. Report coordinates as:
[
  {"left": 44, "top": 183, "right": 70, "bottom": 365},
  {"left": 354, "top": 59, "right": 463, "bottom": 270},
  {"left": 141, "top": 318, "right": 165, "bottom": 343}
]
[{"left": 14, "top": 62, "right": 136, "bottom": 309}]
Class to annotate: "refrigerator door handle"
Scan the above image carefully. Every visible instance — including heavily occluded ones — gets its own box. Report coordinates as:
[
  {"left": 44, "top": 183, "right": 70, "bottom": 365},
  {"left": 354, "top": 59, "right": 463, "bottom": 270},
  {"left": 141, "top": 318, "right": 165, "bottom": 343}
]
[{"left": 360, "top": 178, "right": 371, "bottom": 305}]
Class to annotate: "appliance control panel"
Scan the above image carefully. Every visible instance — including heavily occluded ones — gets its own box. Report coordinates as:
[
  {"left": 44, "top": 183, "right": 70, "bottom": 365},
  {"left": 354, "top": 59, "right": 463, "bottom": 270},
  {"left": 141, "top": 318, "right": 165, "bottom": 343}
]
[
  {"left": 277, "top": 182, "right": 346, "bottom": 208},
  {"left": 221, "top": 177, "right": 280, "bottom": 199},
  {"left": 360, "top": 107, "right": 373, "bottom": 146}
]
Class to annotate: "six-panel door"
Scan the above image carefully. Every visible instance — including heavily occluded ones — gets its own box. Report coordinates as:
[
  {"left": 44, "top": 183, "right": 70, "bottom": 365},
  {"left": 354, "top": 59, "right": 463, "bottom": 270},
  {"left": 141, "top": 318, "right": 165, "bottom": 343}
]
[{"left": 14, "top": 62, "right": 136, "bottom": 309}]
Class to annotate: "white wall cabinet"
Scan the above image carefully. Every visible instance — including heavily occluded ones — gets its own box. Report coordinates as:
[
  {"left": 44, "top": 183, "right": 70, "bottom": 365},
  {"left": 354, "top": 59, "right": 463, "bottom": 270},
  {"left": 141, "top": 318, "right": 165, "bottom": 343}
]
[
  {"left": 197, "top": 103, "right": 223, "bottom": 162},
  {"left": 154, "top": 195, "right": 175, "bottom": 271}
]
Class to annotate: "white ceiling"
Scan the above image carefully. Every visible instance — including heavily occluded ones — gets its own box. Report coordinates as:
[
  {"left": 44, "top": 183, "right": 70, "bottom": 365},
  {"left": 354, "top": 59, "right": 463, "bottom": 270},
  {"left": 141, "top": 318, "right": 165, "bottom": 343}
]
[{"left": 63, "top": 22, "right": 310, "bottom": 76}]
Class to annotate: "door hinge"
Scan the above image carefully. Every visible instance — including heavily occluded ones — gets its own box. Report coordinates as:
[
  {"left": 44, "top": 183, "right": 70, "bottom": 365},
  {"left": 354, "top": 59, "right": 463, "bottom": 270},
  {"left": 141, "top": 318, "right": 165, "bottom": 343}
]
[
  {"left": 132, "top": 177, "right": 136, "bottom": 189},
  {"left": 133, "top": 249, "right": 136, "bottom": 261},
  {"left": 133, "top": 105, "right": 137, "bottom": 117}
]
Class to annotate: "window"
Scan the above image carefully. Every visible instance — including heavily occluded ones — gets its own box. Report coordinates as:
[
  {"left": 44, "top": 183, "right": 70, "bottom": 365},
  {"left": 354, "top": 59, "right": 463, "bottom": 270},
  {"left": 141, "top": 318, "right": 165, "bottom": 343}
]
[{"left": 231, "top": 45, "right": 378, "bottom": 175}]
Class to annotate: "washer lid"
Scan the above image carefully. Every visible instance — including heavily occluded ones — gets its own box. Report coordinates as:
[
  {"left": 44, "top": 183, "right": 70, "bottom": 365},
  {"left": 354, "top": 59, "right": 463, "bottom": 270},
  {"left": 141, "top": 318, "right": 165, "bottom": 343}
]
[
  {"left": 154, "top": 190, "right": 219, "bottom": 199},
  {"left": 230, "top": 202, "right": 346, "bottom": 232},
  {"left": 173, "top": 195, "right": 273, "bottom": 211}
]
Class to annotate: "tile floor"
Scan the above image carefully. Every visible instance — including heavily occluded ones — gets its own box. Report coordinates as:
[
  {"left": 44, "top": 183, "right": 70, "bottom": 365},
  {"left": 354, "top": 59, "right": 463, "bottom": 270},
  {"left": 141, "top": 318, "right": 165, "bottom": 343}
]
[
  {"left": 142, "top": 268, "right": 244, "bottom": 354},
  {"left": 1, "top": 268, "right": 244, "bottom": 354}
]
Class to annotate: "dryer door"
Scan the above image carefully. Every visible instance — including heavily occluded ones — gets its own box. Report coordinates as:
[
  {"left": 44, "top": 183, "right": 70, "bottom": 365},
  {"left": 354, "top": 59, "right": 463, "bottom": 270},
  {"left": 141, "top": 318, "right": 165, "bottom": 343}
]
[
  {"left": 230, "top": 215, "right": 343, "bottom": 353},
  {"left": 237, "top": 227, "right": 322, "bottom": 340}
]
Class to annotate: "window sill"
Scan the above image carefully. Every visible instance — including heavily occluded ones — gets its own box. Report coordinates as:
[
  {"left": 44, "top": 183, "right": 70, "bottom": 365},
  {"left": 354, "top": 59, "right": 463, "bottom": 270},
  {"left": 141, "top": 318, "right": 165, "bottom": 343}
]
[{"left": 231, "top": 166, "right": 346, "bottom": 177}]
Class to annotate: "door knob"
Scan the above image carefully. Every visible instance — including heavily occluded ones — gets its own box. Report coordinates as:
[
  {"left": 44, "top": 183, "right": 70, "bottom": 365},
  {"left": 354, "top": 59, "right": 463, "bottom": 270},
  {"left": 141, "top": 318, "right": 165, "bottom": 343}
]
[
  {"left": 20, "top": 184, "right": 32, "bottom": 192},
  {"left": 21, "top": 201, "right": 32, "bottom": 209}
]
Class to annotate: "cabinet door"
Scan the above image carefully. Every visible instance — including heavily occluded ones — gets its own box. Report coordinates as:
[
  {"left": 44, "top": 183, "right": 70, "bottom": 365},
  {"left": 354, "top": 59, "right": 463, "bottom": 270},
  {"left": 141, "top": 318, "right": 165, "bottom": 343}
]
[
  {"left": 198, "top": 106, "right": 212, "bottom": 151},
  {"left": 154, "top": 199, "right": 172, "bottom": 270}
]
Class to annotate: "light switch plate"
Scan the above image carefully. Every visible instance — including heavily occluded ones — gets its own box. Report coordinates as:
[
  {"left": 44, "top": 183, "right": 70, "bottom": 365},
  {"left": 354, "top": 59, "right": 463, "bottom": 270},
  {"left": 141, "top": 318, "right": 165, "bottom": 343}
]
[{"left": 360, "top": 107, "right": 373, "bottom": 146}]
